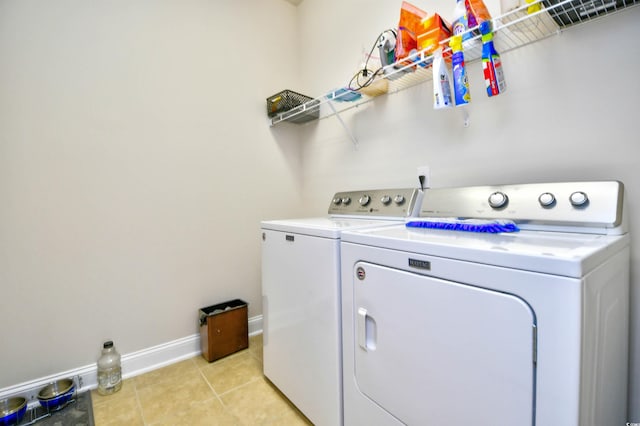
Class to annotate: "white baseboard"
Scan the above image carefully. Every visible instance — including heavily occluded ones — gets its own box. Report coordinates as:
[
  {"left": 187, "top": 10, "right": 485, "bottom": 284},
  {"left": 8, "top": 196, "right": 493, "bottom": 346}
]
[
  {"left": 0, "top": 315, "right": 263, "bottom": 408},
  {"left": 248, "top": 314, "right": 263, "bottom": 337}
]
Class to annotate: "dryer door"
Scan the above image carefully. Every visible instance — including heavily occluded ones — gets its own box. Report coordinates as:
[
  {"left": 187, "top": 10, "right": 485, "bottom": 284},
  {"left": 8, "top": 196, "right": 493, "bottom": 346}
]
[{"left": 353, "top": 262, "right": 536, "bottom": 426}]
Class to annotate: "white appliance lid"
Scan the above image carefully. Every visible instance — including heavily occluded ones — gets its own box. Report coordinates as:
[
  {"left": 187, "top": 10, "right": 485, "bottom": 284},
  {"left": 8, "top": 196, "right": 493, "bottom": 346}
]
[
  {"left": 261, "top": 217, "right": 403, "bottom": 239},
  {"left": 340, "top": 224, "right": 629, "bottom": 277}
]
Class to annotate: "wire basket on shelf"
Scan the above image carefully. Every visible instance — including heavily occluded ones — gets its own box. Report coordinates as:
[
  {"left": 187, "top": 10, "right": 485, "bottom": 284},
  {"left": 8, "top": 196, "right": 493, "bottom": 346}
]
[{"left": 266, "top": 90, "right": 320, "bottom": 124}]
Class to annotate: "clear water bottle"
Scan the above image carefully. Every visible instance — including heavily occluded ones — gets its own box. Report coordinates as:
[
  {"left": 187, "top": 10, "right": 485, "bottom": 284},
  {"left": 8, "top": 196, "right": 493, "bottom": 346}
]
[{"left": 97, "top": 340, "right": 122, "bottom": 395}]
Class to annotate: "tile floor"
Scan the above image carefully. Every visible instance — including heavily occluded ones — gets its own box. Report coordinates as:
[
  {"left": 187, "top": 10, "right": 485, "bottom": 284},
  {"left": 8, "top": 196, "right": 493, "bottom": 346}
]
[{"left": 91, "top": 335, "right": 312, "bottom": 425}]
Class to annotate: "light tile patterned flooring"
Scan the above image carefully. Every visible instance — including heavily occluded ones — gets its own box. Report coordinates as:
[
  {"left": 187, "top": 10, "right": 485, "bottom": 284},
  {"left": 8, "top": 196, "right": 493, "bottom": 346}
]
[{"left": 91, "top": 335, "right": 312, "bottom": 425}]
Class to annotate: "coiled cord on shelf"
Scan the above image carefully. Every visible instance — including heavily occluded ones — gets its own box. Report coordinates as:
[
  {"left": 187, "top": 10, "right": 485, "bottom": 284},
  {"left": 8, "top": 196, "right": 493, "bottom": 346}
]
[{"left": 347, "top": 29, "right": 396, "bottom": 92}]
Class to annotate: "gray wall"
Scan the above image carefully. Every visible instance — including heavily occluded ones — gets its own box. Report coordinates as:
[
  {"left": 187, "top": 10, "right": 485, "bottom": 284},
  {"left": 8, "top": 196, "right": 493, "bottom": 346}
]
[
  {"left": 0, "top": 0, "right": 303, "bottom": 388},
  {"left": 295, "top": 0, "right": 640, "bottom": 420}
]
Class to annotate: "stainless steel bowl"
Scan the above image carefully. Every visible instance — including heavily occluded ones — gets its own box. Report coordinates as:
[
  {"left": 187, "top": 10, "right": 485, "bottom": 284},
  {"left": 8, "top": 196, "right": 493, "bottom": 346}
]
[
  {"left": 37, "top": 378, "right": 75, "bottom": 411},
  {"left": 0, "top": 397, "right": 27, "bottom": 426}
]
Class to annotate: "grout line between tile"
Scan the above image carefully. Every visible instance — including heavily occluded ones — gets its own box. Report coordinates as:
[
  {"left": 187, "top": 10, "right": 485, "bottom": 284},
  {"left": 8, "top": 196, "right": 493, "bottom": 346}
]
[
  {"left": 132, "top": 380, "right": 148, "bottom": 426},
  {"left": 197, "top": 368, "right": 226, "bottom": 407},
  {"left": 216, "top": 375, "right": 264, "bottom": 399}
]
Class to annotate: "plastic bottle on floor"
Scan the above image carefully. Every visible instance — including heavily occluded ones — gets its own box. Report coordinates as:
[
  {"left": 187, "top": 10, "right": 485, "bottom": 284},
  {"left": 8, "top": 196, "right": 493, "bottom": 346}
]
[{"left": 97, "top": 340, "right": 122, "bottom": 395}]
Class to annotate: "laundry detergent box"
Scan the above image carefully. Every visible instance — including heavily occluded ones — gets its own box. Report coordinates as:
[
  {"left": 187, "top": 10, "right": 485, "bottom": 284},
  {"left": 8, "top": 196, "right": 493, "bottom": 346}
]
[
  {"left": 395, "top": 1, "right": 429, "bottom": 66},
  {"left": 417, "top": 13, "right": 452, "bottom": 61}
]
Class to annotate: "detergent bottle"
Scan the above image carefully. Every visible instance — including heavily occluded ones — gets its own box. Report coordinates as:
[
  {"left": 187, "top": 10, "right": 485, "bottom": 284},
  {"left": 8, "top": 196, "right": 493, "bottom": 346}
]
[
  {"left": 452, "top": 0, "right": 471, "bottom": 41},
  {"left": 480, "top": 21, "right": 506, "bottom": 97},
  {"left": 432, "top": 47, "right": 453, "bottom": 109},
  {"left": 449, "top": 35, "right": 470, "bottom": 106}
]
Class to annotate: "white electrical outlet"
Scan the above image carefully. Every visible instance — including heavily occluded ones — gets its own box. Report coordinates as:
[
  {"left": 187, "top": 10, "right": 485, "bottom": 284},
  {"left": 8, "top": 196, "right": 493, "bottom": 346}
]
[{"left": 417, "top": 166, "right": 431, "bottom": 190}]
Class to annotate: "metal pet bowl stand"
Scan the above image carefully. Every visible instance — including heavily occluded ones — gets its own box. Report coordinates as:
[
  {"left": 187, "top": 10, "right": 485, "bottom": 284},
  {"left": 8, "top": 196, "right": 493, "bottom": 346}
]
[{"left": 17, "top": 376, "right": 82, "bottom": 426}]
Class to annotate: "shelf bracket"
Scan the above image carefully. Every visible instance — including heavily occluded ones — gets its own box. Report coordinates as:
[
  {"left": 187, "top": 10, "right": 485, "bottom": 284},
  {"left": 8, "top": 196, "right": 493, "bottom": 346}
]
[{"left": 327, "top": 101, "right": 359, "bottom": 149}]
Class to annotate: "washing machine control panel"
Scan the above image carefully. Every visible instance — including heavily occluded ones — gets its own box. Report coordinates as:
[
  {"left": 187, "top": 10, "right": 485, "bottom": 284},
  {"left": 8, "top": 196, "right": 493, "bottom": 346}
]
[
  {"left": 328, "top": 188, "right": 422, "bottom": 218},
  {"left": 419, "top": 181, "right": 625, "bottom": 233}
]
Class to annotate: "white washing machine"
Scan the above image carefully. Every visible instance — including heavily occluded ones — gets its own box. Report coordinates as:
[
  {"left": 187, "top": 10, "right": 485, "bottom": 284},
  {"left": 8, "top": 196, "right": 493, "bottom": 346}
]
[
  {"left": 340, "top": 181, "right": 630, "bottom": 426},
  {"left": 261, "top": 188, "right": 423, "bottom": 426}
]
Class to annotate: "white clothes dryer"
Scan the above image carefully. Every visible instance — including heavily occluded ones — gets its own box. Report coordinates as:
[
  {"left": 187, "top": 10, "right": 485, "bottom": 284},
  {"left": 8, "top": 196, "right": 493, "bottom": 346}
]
[
  {"left": 340, "top": 181, "right": 630, "bottom": 426},
  {"left": 261, "top": 188, "right": 423, "bottom": 426}
]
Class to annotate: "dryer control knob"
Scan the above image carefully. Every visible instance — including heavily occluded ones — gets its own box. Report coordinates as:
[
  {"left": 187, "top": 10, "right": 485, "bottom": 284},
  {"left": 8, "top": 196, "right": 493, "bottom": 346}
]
[
  {"left": 359, "top": 195, "right": 371, "bottom": 206},
  {"left": 393, "top": 195, "right": 406, "bottom": 205},
  {"left": 381, "top": 195, "right": 392, "bottom": 205},
  {"left": 332, "top": 197, "right": 342, "bottom": 205},
  {"left": 538, "top": 192, "right": 556, "bottom": 208},
  {"left": 488, "top": 191, "right": 508, "bottom": 209},
  {"left": 569, "top": 191, "right": 589, "bottom": 207},
  {"left": 341, "top": 197, "right": 351, "bottom": 205}
]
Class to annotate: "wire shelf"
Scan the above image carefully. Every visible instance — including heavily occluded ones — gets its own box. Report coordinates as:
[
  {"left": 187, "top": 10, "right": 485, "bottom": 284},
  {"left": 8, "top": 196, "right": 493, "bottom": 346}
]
[{"left": 268, "top": 0, "right": 638, "bottom": 126}]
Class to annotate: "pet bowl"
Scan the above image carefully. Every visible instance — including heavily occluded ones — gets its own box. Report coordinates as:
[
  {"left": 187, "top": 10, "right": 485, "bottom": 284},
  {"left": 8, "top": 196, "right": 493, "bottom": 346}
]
[
  {"left": 37, "top": 378, "right": 75, "bottom": 411},
  {"left": 0, "top": 397, "right": 27, "bottom": 426}
]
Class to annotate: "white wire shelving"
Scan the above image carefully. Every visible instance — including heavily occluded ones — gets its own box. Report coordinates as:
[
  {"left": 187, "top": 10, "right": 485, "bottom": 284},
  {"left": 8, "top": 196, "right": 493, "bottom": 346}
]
[{"left": 267, "top": 0, "right": 638, "bottom": 136}]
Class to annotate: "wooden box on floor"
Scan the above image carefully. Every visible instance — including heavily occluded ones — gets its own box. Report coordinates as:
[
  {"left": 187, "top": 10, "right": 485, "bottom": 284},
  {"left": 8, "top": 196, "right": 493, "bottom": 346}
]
[{"left": 199, "top": 299, "right": 248, "bottom": 362}]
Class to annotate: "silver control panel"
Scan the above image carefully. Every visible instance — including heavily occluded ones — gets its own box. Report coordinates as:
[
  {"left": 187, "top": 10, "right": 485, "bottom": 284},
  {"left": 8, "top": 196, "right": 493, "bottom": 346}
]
[
  {"left": 419, "top": 181, "right": 625, "bottom": 232},
  {"left": 328, "top": 188, "right": 422, "bottom": 218}
]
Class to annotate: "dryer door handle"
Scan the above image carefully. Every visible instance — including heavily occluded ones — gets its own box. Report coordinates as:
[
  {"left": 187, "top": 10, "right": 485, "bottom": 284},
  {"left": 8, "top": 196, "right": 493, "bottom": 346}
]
[{"left": 357, "top": 307, "right": 377, "bottom": 351}]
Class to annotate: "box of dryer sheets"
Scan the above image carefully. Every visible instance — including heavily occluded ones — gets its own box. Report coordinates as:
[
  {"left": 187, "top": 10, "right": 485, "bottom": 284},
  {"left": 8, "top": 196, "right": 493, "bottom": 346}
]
[{"left": 199, "top": 299, "right": 248, "bottom": 362}]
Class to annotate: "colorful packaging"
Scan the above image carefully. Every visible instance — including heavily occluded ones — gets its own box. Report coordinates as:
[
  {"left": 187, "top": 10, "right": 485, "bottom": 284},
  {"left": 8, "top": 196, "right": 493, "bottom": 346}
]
[
  {"left": 417, "top": 13, "right": 452, "bottom": 58},
  {"left": 466, "top": 0, "right": 492, "bottom": 29},
  {"left": 449, "top": 35, "right": 471, "bottom": 106},
  {"left": 452, "top": 0, "right": 471, "bottom": 41},
  {"left": 395, "top": 2, "right": 429, "bottom": 65},
  {"left": 432, "top": 48, "right": 453, "bottom": 109},
  {"left": 480, "top": 21, "right": 506, "bottom": 96}
]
